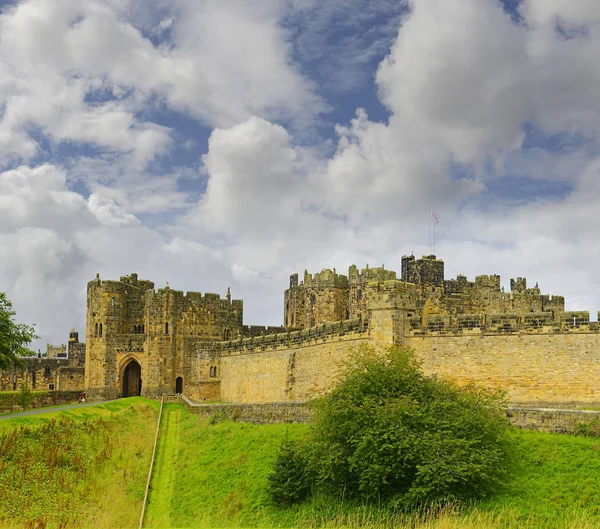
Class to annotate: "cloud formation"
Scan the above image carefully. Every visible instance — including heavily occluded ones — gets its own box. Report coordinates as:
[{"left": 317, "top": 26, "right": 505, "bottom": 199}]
[{"left": 3, "top": 0, "right": 600, "bottom": 350}]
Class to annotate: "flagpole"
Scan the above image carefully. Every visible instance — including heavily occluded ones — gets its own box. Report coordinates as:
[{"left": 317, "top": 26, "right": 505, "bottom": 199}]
[{"left": 430, "top": 209, "right": 434, "bottom": 255}]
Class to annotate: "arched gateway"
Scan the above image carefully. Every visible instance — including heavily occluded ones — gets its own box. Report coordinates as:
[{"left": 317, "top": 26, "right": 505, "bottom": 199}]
[{"left": 122, "top": 360, "right": 142, "bottom": 397}]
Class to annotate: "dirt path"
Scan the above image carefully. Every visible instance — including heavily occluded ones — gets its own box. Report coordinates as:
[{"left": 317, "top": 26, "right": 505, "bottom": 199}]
[{"left": 0, "top": 400, "right": 109, "bottom": 420}]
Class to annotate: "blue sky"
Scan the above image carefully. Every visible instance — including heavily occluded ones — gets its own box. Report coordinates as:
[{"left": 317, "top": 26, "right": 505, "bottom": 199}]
[{"left": 2, "top": 0, "right": 600, "bottom": 347}]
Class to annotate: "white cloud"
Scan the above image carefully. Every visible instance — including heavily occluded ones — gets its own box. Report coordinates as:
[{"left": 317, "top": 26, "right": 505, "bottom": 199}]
[
  {"left": 5, "top": 0, "right": 600, "bottom": 351},
  {"left": 0, "top": 0, "right": 325, "bottom": 168}
]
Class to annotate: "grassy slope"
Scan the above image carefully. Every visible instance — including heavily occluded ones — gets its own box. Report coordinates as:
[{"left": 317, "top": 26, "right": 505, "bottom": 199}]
[
  {"left": 149, "top": 404, "right": 600, "bottom": 529},
  {"left": 0, "top": 398, "right": 160, "bottom": 529}
]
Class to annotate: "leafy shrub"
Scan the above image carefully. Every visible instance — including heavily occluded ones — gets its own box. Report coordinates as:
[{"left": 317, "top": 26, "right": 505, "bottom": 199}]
[
  {"left": 574, "top": 419, "right": 600, "bottom": 437},
  {"left": 269, "top": 346, "right": 511, "bottom": 508},
  {"left": 208, "top": 410, "right": 229, "bottom": 425},
  {"left": 267, "top": 439, "right": 311, "bottom": 505},
  {"left": 16, "top": 382, "right": 33, "bottom": 410}
]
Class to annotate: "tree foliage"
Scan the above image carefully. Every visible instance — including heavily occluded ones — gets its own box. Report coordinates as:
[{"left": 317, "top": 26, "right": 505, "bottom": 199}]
[
  {"left": 269, "top": 346, "right": 510, "bottom": 509},
  {"left": 267, "top": 439, "right": 312, "bottom": 505},
  {"left": 0, "top": 292, "right": 38, "bottom": 369}
]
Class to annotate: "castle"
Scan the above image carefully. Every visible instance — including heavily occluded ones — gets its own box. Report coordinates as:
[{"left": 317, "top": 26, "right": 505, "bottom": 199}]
[{"left": 5, "top": 254, "right": 600, "bottom": 405}]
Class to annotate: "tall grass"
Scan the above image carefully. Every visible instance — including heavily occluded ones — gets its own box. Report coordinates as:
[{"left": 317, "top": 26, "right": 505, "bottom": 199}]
[{"left": 0, "top": 398, "right": 159, "bottom": 529}]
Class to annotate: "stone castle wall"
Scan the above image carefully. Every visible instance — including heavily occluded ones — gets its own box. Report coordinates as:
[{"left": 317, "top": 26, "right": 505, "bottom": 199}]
[
  {"left": 77, "top": 256, "right": 600, "bottom": 407},
  {"left": 0, "top": 329, "right": 86, "bottom": 393},
  {"left": 179, "top": 397, "right": 600, "bottom": 434},
  {"left": 407, "top": 332, "right": 600, "bottom": 405},
  {"left": 186, "top": 320, "right": 368, "bottom": 403}
]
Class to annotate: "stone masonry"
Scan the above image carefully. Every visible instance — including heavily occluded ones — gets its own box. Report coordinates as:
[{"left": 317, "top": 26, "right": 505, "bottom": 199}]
[
  {"left": 0, "top": 329, "right": 85, "bottom": 392},
  {"left": 27, "top": 253, "right": 595, "bottom": 406}
]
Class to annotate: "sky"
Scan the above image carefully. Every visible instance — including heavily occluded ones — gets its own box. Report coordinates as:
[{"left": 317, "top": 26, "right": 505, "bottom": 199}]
[{"left": 2, "top": 0, "right": 600, "bottom": 350}]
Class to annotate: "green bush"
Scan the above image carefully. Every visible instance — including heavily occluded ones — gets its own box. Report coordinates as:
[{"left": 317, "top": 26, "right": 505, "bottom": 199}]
[
  {"left": 16, "top": 382, "right": 33, "bottom": 410},
  {"left": 271, "top": 346, "right": 511, "bottom": 508},
  {"left": 574, "top": 419, "right": 600, "bottom": 437},
  {"left": 267, "top": 439, "right": 311, "bottom": 505}
]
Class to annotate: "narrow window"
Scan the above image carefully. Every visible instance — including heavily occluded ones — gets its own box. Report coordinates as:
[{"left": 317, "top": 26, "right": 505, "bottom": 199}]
[
  {"left": 99, "top": 323, "right": 103, "bottom": 336},
  {"left": 32, "top": 371, "right": 36, "bottom": 389},
  {"left": 209, "top": 366, "right": 214, "bottom": 377},
  {"left": 165, "top": 322, "right": 169, "bottom": 335},
  {"left": 95, "top": 323, "right": 98, "bottom": 336},
  {"left": 49, "top": 383, "right": 55, "bottom": 390},
  {"left": 142, "top": 324, "right": 145, "bottom": 334},
  {"left": 214, "top": 367, "right": 218, "bottom": 378}
]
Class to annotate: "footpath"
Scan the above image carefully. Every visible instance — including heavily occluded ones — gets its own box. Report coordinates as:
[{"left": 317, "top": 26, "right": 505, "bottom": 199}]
[
  {"left": 0, "top": 400, "right": 108, "bottom": 420},
  {"left": 143, "top": 404, "right": 182, "bottom": 529}
]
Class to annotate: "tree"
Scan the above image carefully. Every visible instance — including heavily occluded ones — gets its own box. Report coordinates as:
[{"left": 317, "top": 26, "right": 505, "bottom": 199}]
[
  {"left": 267, "top": 439, "right": 312, "bottom": 505},
  {"left": 0, "top": 292, "right": 38, "bottom": 370},
  {"left": 270, "top": 345, "right": 510, "bottom": 509}
]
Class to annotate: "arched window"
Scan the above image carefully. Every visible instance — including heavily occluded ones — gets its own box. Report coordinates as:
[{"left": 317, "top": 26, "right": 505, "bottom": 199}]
[
  {"left": 209, "top": 366, "right": 214, "bottom": 377},
  {"left": 165, "top": 322, "right": 169, "bottom": 335},
  {"left": 99, "top": 323, "right": 103, "bottom": 336},
  {"left": 95, "top": 323, "right": 98, "bottom": 336}
]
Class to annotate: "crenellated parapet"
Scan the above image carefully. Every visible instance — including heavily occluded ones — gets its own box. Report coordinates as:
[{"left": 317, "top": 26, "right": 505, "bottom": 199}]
[{"left": 408, "top": 310, "right": 598, "bottom": 337}]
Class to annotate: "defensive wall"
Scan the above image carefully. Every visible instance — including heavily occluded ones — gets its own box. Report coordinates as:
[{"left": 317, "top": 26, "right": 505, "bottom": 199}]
[
  {"left": 188, "top": 281, "right": 600, "bottom": 406},
  {"left": 0, "top": 330, "right": 85, "bottom": 393},
  {"left": 187, "top": 319, "right": 369, "bottom": 403},
  {"left": 405, "top": 311, "right": 600, "bottom": 405},
  {"left": 72, "top": 254, "right": 600, "bottom": 406},
  {"left": 179, "top": 396, "right": 600, "bottom": 435}
]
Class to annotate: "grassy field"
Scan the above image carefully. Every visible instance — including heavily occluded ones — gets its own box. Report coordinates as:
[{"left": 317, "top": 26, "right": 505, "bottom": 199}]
[
  {"left": 0, "top": 398, "right": 159, "bottom": 529},
  {"left": 144, "top": 404, "right": 600, "bottom": 529},
  {"left": 2, "top": 400, "right": 600, "bottom": 529}
]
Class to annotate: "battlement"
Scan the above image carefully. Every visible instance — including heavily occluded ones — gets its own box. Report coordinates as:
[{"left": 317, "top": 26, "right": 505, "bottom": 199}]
[
  {"left": 408, "top": 310, "right": 597, "bottom": 336},
  {"left": 198, "top": 318, "right": 366, "bottom": 357},
  {"left": 474, "top": 275, "right": 501, "bottom": 289},
  {"left": 348, "top": 264, "right": 396, "bottom": 283},
  {"left": 242, "top": 325, "right": 288, "bottom": 337},
  {"left": 511, "top": 277, "right": 527, "bottom": 293},
  {"left": 302, "top": 268, "right": 349, "bottom": 288}
]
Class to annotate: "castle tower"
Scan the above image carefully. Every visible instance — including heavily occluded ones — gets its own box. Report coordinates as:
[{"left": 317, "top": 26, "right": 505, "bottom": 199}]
[
  {"left": 401, "top": 255, "right": 445, "bottom": 293},
  {"left": 284, "top": 269, "right": 349, "bottom": 329},
  {"left": 366, "top": 280, "right": 418, "bottom": 346},
  {"left": 85, "top": 272, "right": 244, "bottom": 400}
]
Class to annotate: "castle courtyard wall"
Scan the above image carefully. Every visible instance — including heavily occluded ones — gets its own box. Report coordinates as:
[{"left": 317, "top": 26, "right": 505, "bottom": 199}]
[
  {"left": 219, "top": 333, "right": 369, "bottom": 403},
  {"left": 406, "top": 332, "right": 600, "bottom": 405}
]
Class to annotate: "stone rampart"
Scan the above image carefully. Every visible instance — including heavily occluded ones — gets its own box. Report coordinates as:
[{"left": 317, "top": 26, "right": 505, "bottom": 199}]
[
  {"left": 188, "top": 321, "right": 368, "bottom": 403},
  {"left": 406, "top": 332, "right": 600, "bottom": 404},
  {"left": 409, "top": 311, "right": 598, "bottom": 335},
  {"left": 204, "top": 319, "right": 364, "bottom": 357},
  {"left": 180, "top": 397, "right": 600, "bottom": 434},
  {"left": 506, "top": 407, "right": 600, "bottom": 433},
  {"left": 0, "top": 390, "right": 81, "bottom": 412},
  {"left": 181, "top": 395, "right": 313, "bottom": 423}
]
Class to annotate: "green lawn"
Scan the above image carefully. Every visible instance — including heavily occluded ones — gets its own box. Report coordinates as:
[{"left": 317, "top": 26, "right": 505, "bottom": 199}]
[
  {"left": 145, "top": 404, "right": 600, "bottom": 529},
  {"left": 2, "top": 400, "right": 600, "bottom": 529}
]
